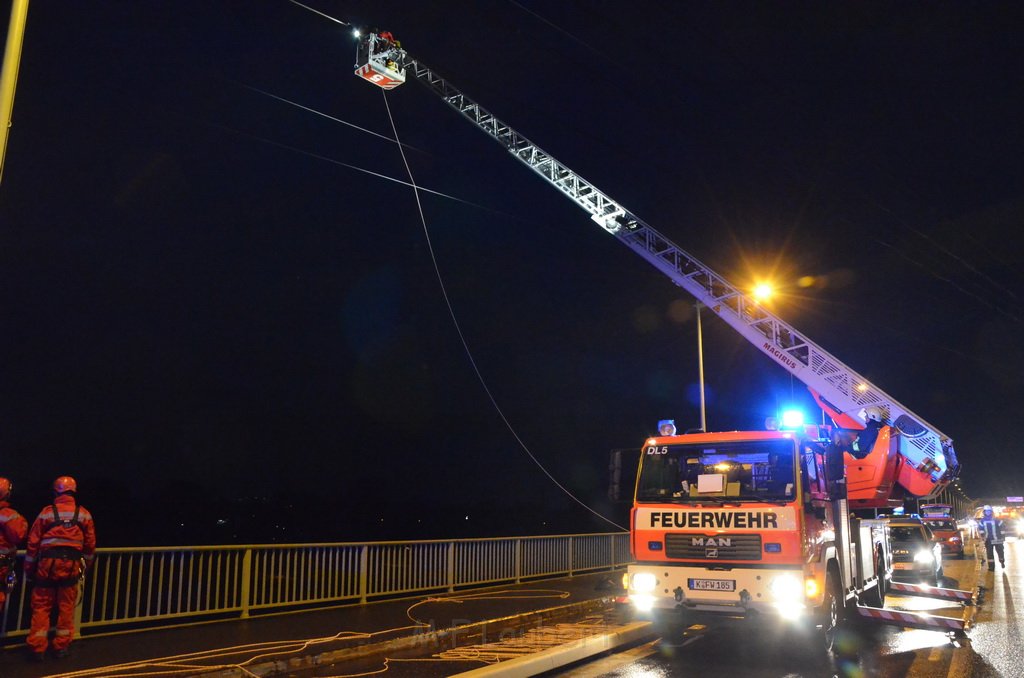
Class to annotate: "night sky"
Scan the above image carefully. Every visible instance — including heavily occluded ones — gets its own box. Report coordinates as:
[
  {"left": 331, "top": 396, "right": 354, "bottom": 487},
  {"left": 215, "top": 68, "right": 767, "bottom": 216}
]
[{"left": 1, "top": 2, "right": 1022, "bottom": 544}]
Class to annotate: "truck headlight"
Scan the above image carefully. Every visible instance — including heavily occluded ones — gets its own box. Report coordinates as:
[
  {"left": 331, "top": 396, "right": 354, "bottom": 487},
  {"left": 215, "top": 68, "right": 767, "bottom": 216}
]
[
  {"left": 632, "top": 572, "right": 657, "bottom": 593},
  {"left": 769, "top": 574, "right": 803, "bottom": 602},
  {"left": 914, "top": 549, "right": 935, "bottom": 564}
]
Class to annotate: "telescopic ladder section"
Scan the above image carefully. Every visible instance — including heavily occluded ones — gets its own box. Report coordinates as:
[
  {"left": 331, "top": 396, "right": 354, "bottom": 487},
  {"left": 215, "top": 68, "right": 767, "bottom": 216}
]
[{"left": 366, "top": 46, "right": 958, "bottom": 496}]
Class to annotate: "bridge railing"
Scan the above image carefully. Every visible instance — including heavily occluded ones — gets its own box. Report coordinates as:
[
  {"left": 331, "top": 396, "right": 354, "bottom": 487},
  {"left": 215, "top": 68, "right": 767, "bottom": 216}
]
[{"left": 0, "top": 532, "right": 630, "bottom": 639}]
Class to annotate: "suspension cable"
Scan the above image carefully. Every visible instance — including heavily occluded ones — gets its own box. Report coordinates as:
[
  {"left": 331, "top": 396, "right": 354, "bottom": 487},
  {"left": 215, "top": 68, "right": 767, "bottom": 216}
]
[{"left": 380, "top": 90, "right": 625, "bottom": 531}]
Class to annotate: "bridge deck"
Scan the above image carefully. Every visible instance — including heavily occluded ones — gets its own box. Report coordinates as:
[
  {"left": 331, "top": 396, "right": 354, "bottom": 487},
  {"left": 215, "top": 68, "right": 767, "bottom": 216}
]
[{"left": 0, "top": 571, "right": 621, "bottom": 678}]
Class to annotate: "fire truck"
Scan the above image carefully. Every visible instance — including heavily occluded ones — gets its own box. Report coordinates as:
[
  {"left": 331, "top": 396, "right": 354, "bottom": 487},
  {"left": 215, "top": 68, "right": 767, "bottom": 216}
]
[{"left": 352, "top": 31, "right": 968, "bottom": 649}]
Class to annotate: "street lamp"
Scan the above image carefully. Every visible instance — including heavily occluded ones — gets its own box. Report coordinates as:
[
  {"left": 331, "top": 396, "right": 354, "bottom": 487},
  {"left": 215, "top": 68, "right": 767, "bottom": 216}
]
[{"left": 753, "top": 282, "right": 775, "bottom": 303}]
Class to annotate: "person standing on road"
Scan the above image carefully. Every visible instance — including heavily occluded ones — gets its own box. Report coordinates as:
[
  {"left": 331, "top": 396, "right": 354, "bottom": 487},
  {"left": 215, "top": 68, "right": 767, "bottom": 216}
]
[
  {"left": 0, "top": 478, "right": 28, "bottom": 614},
  {"left": 979, "top": 505, "right": 1006, "bottom": 572},
  {"left": 24, "top": 476, "right": 97, "bottom": 661}
]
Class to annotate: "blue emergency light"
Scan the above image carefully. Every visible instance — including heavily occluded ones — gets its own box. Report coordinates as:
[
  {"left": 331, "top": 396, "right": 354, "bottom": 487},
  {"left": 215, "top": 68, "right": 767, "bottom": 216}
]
[{"left": 780, "top": 409, "right": 805, "bottom": 429}]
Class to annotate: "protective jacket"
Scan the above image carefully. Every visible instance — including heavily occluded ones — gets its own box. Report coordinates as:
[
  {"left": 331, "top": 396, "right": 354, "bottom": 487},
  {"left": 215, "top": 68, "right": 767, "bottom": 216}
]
[
  {"left": 852, "top": 420, "right": 883, "bottom": 459},
  {"left": 0, "top": 500, "right": 27, "bottom": 557},
  {"left": 980, "top": 517, "right": 1005, "bottom": 544},
  {"left": 0, "top": 500, "right": 27, "bottom": 600},
  {"left": 24, "top": 494, "right": 96, "bottom": 584}
]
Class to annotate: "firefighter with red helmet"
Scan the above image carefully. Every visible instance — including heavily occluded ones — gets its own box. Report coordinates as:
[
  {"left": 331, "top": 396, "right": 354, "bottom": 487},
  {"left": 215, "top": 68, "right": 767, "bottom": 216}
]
[
  {"left": 0, "top": 477, "right": 28, "bottom": 614},
  {"left": 24, "top": 476, "right": 97, "bottom": 661}
]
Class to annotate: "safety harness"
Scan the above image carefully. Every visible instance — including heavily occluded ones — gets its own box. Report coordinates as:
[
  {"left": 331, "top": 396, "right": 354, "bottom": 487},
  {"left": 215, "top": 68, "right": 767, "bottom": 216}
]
[
  {"left": 0, "top": 508, "right": 19, "bottom": 593},
  {"left": 0, "top": 554, "right": 14, "bottom": 593},
  {"left": 36, "top": 503, "right": 87, "bottom": 587}
]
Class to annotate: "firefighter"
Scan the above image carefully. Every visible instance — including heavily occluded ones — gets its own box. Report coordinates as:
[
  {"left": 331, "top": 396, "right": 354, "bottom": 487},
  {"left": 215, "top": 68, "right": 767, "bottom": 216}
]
[
  {"left": 852, "top": 406, "right": 884, "bottom": 458},
  {"left": 657, "top": 419, "right": 677, "bottom": 436},
  {"left": 979, "top": 505, "right": 1005, "bottom": 572},
  {"left": 24, "top": 476, "right": 97, "bottom": 661},
  {"left": 0, "top": 478, "right": 28, "bottom": 614}
]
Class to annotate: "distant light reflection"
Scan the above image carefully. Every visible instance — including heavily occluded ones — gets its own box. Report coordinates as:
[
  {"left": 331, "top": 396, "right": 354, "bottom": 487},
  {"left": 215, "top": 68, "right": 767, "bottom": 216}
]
[
  {"left": 620, "top": 668, "right": 666, "bottom": 678},
  {"left": 884, "top": 627, "right": 951, "bottom": 654}
]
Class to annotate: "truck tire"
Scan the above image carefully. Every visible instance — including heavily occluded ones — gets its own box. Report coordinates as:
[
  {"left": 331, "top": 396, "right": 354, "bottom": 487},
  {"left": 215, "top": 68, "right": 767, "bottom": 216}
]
[
  {"left": 814, "top": 572, "right": 840, "bottom": 654},
  {"left": 861, "top": 554, "right": 886, "bottom": 608},
  {"left": 863, "top": 579, "right": 885, "bottom": 609}
]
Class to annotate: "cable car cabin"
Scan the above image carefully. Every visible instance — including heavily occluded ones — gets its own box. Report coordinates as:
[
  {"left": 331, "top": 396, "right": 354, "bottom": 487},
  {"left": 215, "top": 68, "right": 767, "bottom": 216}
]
[{"left": 354, "top": 32, "right": 406, "bottom": 89}]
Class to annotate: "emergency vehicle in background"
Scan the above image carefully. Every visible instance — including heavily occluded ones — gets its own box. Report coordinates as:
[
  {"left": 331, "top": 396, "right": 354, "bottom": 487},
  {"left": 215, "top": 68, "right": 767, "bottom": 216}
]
[
  {"left": 353, "top": 31, "right": 966, "bottom": 650},
  {"left": 921, "top": 503, "right": 953, "bottom": 518}
]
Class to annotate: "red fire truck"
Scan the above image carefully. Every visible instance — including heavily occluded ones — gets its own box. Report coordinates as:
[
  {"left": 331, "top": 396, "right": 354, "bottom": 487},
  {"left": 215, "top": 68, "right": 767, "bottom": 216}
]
[{"left": 352, "top": 30, "right": 968, "bottom": 651}]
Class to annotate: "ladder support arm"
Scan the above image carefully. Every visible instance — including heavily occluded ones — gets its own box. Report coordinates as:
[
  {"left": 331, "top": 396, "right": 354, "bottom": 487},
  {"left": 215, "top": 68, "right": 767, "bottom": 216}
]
[{"left": 404, "top": 56, "right": 958, "bottom": 487}]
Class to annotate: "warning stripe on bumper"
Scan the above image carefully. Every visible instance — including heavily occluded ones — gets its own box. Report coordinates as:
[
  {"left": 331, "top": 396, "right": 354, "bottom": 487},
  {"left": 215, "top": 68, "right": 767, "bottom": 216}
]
[
  {"left": 888, "top": 582, "right": 974, "bottom": 602},
  {"left": 856, "top": 605, "right": 966, "bottom": 632}
]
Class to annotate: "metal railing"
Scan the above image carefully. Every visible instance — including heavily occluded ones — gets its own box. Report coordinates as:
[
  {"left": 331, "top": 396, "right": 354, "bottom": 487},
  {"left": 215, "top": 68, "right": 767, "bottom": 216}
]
[{"left": 0, "top": 532, "right": 630, "bottom": 639}]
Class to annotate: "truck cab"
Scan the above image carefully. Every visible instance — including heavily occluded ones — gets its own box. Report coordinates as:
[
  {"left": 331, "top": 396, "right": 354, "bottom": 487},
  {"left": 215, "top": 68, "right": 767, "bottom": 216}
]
[{"left": 623, "top": 427, "right": 890, "bottom": 651}]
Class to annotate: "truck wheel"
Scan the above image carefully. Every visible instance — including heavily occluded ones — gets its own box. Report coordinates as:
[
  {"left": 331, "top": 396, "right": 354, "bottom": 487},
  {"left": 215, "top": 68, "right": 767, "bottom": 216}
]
[
  {"left": 863, "top": 578, "right": 885, "bottom": 608},
  {"left": 814, "top": 573, "right": 840, "bottom": 654},
  {"left": 865, "top": 555, "right": 886, "bottom": 608}
]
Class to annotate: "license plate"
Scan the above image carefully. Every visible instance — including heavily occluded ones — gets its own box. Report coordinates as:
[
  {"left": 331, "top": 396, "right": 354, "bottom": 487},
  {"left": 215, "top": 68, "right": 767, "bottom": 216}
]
[
  {"left": 689, "top": 578, "right": 736, "bottom": 591},
  {"left": 893, "top": 562, "right": 912, "bottom": 570}
]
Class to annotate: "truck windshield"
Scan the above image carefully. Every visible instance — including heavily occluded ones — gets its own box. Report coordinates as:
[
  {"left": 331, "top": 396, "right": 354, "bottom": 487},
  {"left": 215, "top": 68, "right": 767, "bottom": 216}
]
[
  {"left": 890, "top": 526, "right": 929, "bottom": 543},
  {"left": 636, "top": 439, "right": 797, "bottom": 503}
]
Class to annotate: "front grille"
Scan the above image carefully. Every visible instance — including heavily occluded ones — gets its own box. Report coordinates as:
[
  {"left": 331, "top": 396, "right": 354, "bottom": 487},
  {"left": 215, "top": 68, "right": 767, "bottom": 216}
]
[{"left": 665, "top": 533, "right": 763, "bottom": 560}]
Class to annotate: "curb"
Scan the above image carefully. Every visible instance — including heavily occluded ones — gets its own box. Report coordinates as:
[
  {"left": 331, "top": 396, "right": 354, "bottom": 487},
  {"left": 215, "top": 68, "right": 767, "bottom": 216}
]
[{"left": 447, "top": 621, "right": 654, "bottom": 677}]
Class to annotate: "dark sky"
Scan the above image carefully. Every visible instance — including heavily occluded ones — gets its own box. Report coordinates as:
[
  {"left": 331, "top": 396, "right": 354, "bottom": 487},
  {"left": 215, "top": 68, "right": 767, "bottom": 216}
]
[{"left": 1, "top": 2, "right": 1022, "bottom": 542}]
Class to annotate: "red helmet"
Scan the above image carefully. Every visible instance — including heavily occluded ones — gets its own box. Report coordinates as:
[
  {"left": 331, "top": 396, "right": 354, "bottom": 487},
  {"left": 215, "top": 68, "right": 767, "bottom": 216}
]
[
  {"left": 0, "top": 477, "right": 11, "bottom": 501},
  {"left": 53, "top": 476, "right": 77, "bottom": 494}
]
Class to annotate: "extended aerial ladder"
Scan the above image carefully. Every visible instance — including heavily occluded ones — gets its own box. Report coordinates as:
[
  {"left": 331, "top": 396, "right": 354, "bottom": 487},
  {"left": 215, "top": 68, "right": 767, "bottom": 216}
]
[{"left": 354, "top": 33, "right": 959, "bottom": 503}]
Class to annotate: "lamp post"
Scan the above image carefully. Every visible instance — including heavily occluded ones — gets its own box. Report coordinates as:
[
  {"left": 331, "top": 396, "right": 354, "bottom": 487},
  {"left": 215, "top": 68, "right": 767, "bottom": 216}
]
[
  {"left": 694, "top": 282, "right": 774, "bottom": 433},
  {"left": 0, "top": 0, "right": 30, "bottom": 186},
  {"left": 696, "top": 302, "right": 706, "bottom": 432}
]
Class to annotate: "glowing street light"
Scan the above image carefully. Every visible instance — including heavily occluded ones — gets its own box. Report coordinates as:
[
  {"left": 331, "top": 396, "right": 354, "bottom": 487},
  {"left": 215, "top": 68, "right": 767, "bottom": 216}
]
[{"left": 753, "top": 282, "right": 774, "bottom": 303}]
